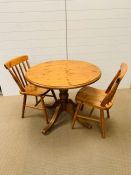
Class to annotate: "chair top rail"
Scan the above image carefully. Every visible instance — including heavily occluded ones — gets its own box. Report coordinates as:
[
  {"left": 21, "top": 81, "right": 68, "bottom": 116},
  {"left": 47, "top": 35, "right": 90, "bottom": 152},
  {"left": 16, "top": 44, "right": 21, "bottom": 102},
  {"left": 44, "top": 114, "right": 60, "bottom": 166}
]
[{"left": 4, "top": 55, "right": 28, "bottom": 69}]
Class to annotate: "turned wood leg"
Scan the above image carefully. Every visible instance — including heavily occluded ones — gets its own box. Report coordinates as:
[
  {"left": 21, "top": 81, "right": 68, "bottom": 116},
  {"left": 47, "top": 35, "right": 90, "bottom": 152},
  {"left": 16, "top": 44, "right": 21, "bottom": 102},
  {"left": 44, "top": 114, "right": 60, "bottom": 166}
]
[
  {"left": 34, "top": 98, "right": 41, "bottom": 107},
  {"left": 40, "top": 96, "right": 49, "bottom": 124},
  {"left": 51, "top": 89, "right": 57, "bottom": 102},
  {"left": 100, "top": 109, "right": 106, "bottom": 138},
  {"left": 72, "top": 103, "right": 81, "bottom": 128},
  {"left": 89, "top": 107, "right": 94, "bottom": 117},
  {"left": 35, "top": 96, "right": 38, "bottom": 104},
  {"left": 106, "top": 109, "right": 110, "bottom": 118},
  {"left": 80, "top": 104, "right": 84, "bottom": 111},
  {"left": 22, "top": 95, "right": 27, "bottom": 118}
]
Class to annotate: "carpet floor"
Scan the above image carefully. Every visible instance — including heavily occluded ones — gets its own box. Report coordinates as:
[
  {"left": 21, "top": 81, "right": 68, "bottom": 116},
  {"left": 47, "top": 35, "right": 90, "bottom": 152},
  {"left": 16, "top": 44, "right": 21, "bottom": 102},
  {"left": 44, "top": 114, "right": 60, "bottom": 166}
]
[{"left": 0, "top": 89, "right": 131, "bottom": 175}]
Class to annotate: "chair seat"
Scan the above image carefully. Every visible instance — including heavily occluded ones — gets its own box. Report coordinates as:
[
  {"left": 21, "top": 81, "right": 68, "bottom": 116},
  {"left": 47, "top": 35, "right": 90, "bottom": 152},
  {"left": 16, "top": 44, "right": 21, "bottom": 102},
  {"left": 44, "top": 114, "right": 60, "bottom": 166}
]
[
  {"left": 76, "top": 86, "right": 112, "bottom": 109},
  {"left": 20, "top": 84, "right": 49, "bottom": 96}
]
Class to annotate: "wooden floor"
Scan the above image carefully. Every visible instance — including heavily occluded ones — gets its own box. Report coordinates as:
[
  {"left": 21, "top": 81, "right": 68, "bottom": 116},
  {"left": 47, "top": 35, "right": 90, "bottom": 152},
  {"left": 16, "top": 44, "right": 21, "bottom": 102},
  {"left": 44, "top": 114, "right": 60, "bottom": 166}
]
[{"left": 0, "top": 89, "right": 131, "bottom": 175}]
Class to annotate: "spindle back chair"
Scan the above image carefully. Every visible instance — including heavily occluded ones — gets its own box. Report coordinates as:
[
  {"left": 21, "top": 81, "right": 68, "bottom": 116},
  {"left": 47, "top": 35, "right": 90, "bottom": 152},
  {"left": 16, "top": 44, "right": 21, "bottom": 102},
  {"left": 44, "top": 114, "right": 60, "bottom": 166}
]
[
  {"left": 72, "top": 63, "right": 128, "bottom": 138},
  {"left": 4, "top": 55, "right": 30, "bottom": 92},
  {"left": 4, "top": 55, "right": 57, "bottom": 124}
]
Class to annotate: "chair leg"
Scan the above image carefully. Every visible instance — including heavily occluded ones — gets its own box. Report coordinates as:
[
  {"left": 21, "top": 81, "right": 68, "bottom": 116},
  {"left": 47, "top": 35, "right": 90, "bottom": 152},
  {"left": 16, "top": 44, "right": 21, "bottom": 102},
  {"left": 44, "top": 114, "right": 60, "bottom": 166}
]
[
  {"left": 100, "top": 109, "right": 106, "bottom": 138},
  {"left": 89, "top": 107, "right": 94, "bottom": 117},
  {"left": 34, "top": 96, "right": 41, "bottom": 107},
  {"left": 106, "top": 109, "right": 110, "bottom": 118},
  {"left": 80, "top": 104, "right": 84, "bottom": 111},
  {"left": 35, "top": 96, "right": 38, "bottom": 104},
  {"left": 22, "top": 95, "right": 27, "bottom": 118},
  {"left": 72, "top": 103, "right": 81, "bottom": 129},
  {"left": 40, "top": 96, "right": 49, "bottom": 124},
  {"left": 51, "top": 89, "right": 57, "bottom": 102}
]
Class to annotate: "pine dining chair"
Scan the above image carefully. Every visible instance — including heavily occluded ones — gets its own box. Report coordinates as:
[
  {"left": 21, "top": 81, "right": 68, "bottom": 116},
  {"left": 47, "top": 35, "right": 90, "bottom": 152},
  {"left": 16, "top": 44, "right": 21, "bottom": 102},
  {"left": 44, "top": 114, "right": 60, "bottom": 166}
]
[
  {"left": 4, "top": 55, "right": 57, "bottom": 124},
  {"left": 72, "top": 63, "right": 128, "bottom": 138}
]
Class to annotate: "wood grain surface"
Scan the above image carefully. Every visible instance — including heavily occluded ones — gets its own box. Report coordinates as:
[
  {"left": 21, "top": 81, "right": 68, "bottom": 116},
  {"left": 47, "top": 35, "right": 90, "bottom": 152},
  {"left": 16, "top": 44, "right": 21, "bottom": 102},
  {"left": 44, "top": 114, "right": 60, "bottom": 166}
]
[{"left": 26, "top": 60, "right": 101, "bottom": 89}]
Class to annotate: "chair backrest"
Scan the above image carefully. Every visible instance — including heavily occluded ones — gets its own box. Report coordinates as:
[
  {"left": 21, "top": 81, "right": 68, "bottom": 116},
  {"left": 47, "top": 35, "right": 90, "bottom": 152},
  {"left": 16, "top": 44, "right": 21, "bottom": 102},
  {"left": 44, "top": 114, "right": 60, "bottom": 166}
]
[
  {"left": 4, "top": 55, "right": 30, "bottom": 92},
  {"left": 101, "top": 63, "right": 128, "bottom": 107}
]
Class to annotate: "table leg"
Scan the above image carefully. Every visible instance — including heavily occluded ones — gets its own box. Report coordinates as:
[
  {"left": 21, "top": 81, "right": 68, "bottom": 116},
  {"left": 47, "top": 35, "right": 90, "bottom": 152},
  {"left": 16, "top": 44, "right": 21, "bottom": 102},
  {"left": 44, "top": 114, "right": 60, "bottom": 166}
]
[
  {"left": 42, "top": 105, "right": 62, "bottom": 134},
  {"left": 42, "top": 89, "right": 76, "bottom": 134},
  {"left": 42, "top": 89, "right": 91, "bottom": 134}
]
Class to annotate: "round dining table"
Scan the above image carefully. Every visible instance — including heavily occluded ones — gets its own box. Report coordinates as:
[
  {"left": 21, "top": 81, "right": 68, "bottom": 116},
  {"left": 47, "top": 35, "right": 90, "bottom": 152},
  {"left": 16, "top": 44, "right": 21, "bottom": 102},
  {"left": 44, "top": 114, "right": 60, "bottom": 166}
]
[{"left": 26, "top": 60, "right": 101, "bottom": 134}]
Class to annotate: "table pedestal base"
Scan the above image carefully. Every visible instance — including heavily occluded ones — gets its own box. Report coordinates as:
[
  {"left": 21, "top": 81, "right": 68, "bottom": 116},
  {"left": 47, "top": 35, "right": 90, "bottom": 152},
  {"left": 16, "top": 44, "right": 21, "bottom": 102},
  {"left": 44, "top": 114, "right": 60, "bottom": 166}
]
[
  {"left": 42, "top": 89, "right": 76, "bottom": 134},
  {"left": 42, "top": 89, "right": 92, "bottom": 134}
]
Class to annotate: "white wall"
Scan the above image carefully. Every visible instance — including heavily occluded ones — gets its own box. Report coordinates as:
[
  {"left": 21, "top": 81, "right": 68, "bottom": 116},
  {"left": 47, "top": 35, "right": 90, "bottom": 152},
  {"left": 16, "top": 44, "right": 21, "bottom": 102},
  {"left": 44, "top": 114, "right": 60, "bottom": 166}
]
[
  {"left": 0, "top": 0, "right": 131, "bottom": 95},
  {"left": 0, "top": 0, "right": 66, "bottom": 95},
  {"left": 67, "top": 0, "right": 131, "bottom": 89}
]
